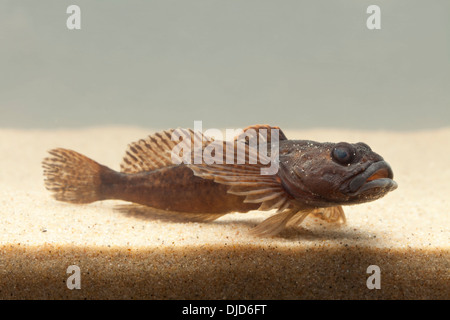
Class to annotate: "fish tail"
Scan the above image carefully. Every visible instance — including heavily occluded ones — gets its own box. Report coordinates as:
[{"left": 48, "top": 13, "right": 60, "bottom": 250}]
[{"left": 42, "top": 148, "right": 111, "bottom": 204}]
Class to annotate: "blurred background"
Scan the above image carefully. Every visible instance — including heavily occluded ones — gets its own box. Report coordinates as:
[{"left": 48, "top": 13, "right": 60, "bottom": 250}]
[{"left": 1, "top": 0, "right": 449, "bottom": 130}]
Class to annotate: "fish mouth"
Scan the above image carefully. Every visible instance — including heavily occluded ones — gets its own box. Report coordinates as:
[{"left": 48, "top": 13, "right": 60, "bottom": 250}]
[{"left": 346, "top": 161, "right": 398, "bottom": 195}]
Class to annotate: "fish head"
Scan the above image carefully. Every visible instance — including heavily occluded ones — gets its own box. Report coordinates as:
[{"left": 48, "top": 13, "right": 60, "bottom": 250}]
[{"left": 278, "top": 140, "right": 397, "bottom": 207}]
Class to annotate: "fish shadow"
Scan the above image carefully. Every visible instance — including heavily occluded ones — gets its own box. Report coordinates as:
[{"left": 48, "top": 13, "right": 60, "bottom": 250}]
[
  {"left": 216, "top": 214, "right": 380, "bottom": 243},
  {"left": 114, "top": 204, "right": 255, "bottom": 228},
  {"left": 275, "top": 225, "right": 379, "bottom": 243},
  {"left": 114, "top": 204, "right": 197, "bottom": 222},
  {"left": 115, "top": 204, "right": 380, "bottom": 243}
]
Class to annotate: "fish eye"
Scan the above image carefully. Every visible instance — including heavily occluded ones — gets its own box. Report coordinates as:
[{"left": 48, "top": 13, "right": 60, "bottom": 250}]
[{"left": 332, "top": 143, "right": 355, "bottom": 165}]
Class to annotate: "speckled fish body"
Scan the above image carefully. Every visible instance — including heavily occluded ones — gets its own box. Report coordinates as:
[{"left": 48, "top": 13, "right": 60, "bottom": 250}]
[
  {"left": 43, "top": 125, "right": 397, "bottom": 235},
  {"left": 99, "top": 165, "right": 259, "bottom": 214}
]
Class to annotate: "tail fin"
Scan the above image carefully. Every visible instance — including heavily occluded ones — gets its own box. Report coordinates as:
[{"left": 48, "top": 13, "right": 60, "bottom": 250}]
[{"left": 42, "top": 148, "right": 106, "bottom": 204}]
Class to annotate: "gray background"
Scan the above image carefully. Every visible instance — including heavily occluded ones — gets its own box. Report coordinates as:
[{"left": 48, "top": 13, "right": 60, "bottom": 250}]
[{"left": 1, "top": 0, "right": 449, "bottom": 130}]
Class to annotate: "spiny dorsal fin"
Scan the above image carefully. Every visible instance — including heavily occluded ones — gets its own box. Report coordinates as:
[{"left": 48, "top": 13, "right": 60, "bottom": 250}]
[{"left": 234, "top": 124, "right": 288, "bottom": 145}]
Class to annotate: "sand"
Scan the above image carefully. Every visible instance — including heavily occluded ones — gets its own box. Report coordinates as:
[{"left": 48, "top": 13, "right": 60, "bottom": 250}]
[{"left": 0, "top": 126, "right": 448, "bottom": 299}]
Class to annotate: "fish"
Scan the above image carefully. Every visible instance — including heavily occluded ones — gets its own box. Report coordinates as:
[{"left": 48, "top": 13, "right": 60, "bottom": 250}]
[{"left": 42, "top": 125, "right": 397, "bottom": 236}]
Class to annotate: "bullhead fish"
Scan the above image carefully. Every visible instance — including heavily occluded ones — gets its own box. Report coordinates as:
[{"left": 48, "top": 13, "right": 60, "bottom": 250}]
[{"left": 42, "top": 125, "right": 397, "bottom": 236}]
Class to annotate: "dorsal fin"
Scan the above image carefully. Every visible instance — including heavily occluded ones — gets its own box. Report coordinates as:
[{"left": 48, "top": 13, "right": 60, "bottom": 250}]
[
  {"left": 234, "top": 124, "right": 288, "bottom": 145},
  {"left": 121, "top": 129, "right": 173, "bottom": 173},
  {"left": 120, "top": 128, "right": 210, "bottom": 173},
  {"left": 120, "top": 124, "right": 287, "bottom": 174}
]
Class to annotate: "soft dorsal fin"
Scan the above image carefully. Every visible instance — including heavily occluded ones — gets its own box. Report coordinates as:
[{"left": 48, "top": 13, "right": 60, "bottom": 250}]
[
  {"left": 120, "top": 128, "right": 209, "bottom": 173},
  {"left": 121, "top": 129, "right": 173, "bottom": 173}
]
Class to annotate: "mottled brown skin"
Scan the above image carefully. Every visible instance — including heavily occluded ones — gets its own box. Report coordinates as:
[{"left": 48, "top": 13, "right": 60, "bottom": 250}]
[
  {"left": 98, "top": 164, "right": 259, "bottom": 213},
  {"left": 42, "top": 125, "right": 397, "bottom": 235},
  {"left": 277, "top": 140, "right": 395, "bottom": 207}
]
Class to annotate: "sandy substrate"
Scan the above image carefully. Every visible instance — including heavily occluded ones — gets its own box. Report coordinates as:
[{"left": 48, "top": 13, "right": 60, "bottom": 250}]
[{"left": 0, "top": 126, "right": 448, "bottom": 299}]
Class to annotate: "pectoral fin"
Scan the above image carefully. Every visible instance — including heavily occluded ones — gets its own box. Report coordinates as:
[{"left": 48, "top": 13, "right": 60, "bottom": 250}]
[{"left": 189, "top": 160, "right": 293, "bottom": 213}]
